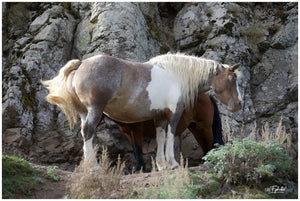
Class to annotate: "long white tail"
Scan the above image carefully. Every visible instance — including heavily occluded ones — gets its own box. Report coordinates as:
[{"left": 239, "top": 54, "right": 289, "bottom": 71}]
[{"left": 41, "top": 59, "right": 82, "bottom": 129}]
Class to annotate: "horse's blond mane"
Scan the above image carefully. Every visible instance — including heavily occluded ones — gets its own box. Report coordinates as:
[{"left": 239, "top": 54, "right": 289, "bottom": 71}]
[{"left": 147, "top": 53, "right": 220, "bottom": 107}]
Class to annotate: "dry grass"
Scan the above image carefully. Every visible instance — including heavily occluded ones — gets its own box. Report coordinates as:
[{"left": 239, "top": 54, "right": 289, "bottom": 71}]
[
  {"left": 261, "top": 118, "right": 293, "bottom": 156},
  {"left": 222, "top": 116, "right": 294, "bottom": 158},
  {"left": 222, "top": 116, "right": 235, "bottom": 142},
  {"left": 134, "top": 154, "right": 193, "bottom": 199},
  {"left": 68, "top": 146, "right": 125, "bottom": 199}
]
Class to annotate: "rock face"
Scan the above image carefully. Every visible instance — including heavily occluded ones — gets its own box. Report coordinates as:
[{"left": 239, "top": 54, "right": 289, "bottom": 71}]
[{"left": 2, "top": 2, "right": 298, "bottom": 171}]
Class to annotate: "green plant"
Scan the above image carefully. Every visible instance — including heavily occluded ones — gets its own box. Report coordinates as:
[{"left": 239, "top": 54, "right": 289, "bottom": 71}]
[
  {"left": 203, "top": 138, "right": 294, "bottom": 186},
  {"left": 47, "top": 166, "right": 60, "bottom": 181},
  {"left": 2, "top": 155, "right": 38, "bottom": 198}
]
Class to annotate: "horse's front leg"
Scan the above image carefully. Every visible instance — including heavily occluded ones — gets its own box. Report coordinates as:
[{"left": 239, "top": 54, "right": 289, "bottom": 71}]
[
  {"left": 165, "top": 125, "right": 179, "bottom": 169},
  {"left": 165, "top": 105, "right": 184, "bottom": 169},
  {"left": 155, "top": 125, "right": 167, "bottom": 171}
]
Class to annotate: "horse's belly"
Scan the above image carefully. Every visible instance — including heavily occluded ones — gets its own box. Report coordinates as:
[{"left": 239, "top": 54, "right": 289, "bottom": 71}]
[{"left": 103, "top": 98, "right": 152, "bottom": 123}]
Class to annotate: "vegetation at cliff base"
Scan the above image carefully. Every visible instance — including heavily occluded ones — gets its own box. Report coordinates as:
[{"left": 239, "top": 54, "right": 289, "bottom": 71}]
[{"left": 2, "top": 155, "right": 39, "bottom": 198}]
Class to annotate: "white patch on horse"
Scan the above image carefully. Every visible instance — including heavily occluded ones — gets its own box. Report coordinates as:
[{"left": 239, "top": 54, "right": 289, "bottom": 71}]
[
  {"left": 165, "top": 125, "right": 179, "bottom": 169},
  {"left": 83, "top": 137, "right": 94, "bottom": 160},
  {"left": 83, "top": 136, "right": 100, "bottom": 169},
  {"left": 146, "top": 65, "right": 181, "bottom": 113},
  {"left": 156, "top": 126, "right": 166, "bottom": 170},
  {"left": 236, "top": 81, "right": 242, "bottom": 102}
]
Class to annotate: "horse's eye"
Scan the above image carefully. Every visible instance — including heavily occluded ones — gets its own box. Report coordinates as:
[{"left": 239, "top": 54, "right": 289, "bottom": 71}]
[{"left": 228, "top": 74, "right": 237, "bottom": 81}]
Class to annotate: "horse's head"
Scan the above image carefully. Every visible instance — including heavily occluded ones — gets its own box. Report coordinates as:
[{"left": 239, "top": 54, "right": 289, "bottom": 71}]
[{"left": 211, "top": 64, "right": 242, "bottom": 112}]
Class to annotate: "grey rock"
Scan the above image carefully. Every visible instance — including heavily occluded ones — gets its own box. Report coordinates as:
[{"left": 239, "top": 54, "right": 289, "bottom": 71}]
[
  {"left": 251, "top": 44, "right": 297, "bottom": 116},
  {"left": 74, "top": 2, "right": 160, "bottom": 61},
  {"left": 2, "top": 2, "right": 298, "bottom": 171},
  {"left": 271, "top": 10, "right": 298, "bottom": 49}
]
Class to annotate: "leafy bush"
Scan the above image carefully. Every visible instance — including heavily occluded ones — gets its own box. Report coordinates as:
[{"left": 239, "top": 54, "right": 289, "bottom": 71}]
[
  {"left": 47, "top": 166, "right": 60, "bottom": 181},
  {"left": 2, "top": 155, "right": 38, "bottom": 198},
  {"left": 203, "top": 138, "right": 294, "bottom": 186}
]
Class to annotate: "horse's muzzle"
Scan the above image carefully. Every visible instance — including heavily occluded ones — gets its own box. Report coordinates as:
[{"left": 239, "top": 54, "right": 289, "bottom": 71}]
[{"left": 227, "top": 99, "right": 242, "bottom": 112}]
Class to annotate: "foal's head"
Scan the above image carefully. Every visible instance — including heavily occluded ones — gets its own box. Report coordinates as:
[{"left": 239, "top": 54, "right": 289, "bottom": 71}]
[{"left": 211, "top": 64, "right": 242, "bottom": 112}]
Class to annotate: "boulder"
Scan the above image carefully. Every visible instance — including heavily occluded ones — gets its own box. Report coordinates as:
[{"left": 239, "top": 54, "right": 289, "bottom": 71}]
[{"left": 73, "top": 2, "right": 160, "bottom": 61}]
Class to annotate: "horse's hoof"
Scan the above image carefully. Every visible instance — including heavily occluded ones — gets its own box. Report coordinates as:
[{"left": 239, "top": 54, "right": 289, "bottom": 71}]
[
  {"left": 170, "top": 162, "right": 179, "bottom": 170},
  {"left": 157, "top": 163, "right": 167, "bottom": 171},
  {"left": 94, "top": 163, "right": 100, "bottom": 170},
  {"left": 157, "top": 165, "right": 167, "bottom": 171}
]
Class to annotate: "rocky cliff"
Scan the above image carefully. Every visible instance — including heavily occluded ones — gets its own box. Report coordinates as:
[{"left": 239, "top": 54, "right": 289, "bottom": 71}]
[{"left": 2, "top": 2, "right": 298, "bottom": 171}]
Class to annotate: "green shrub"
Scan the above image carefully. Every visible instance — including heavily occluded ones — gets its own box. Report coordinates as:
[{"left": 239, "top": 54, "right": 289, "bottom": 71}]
[
  {"left": 47, "top": 166, "right": 60, "bottom": 181},
  {"left": 203, "top": 138, "right": 294, "bottom": 186},
  {"left": 2, "top": 155, "right": 38, "bottom": 198}
]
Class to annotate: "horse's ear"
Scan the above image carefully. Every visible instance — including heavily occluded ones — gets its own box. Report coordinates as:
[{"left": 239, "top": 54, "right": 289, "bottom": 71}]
[{"left": 228, "top": 63, "right": 240, "bottom": 72}]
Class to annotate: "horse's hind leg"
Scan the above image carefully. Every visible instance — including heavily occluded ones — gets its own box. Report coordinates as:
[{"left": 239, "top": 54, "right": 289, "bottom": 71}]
[{"left": 80, "top": 107, "right": 103, "bottom": 169}]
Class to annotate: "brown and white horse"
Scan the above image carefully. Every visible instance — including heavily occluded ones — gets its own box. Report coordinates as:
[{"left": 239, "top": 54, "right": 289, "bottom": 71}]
[{"left": 42, "top": 53, "right": 242, "bottom": 170}]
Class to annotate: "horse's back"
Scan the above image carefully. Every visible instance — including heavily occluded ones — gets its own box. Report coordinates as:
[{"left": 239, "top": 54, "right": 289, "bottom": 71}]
[
  {"left": 73, "top": 55, "right": 156, "bottom": 122},
  {"left": 73, "top": 55, "right": 121, "bottom": 108}
]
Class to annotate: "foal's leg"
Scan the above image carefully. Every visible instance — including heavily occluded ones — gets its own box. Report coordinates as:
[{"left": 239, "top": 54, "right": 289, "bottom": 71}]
[
  {"left": 133, "top": 143, "right": 145, "bottom": 172},
  {"left": 132, "top": 127, "right": 146, "bottom": 172},
  {"left": 188, "top": 123, "right": 213, "bottom": 155},
  {"left": 80, "top": 107, "right": 103, "bottom": 169}
]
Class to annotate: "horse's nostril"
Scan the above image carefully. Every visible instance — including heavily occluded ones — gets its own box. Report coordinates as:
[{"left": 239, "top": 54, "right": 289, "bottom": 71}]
[{"left": 238, "top": 100, "right": 242, "bottom": 107}]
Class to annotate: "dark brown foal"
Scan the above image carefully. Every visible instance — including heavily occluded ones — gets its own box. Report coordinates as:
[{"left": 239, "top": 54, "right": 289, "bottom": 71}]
[{"left": 114, "top": 93, "right": 223, "bottom": 171}]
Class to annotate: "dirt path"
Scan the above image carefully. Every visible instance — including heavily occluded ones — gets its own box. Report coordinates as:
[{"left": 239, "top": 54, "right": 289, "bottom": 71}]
[
  {"left": 14, "top": 162, "right": 210, "bottom": 199},
  {"left": 14, "top": 163, "right": 72, "bottom": 199}
]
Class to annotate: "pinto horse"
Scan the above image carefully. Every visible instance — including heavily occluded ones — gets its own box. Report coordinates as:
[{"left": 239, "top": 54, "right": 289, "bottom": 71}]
[
  {"left": 42, "top": 53, "right": 242, "bottom": 170},
  {"left": 114, "top": 93, "right": 223, "bottom": 171}
]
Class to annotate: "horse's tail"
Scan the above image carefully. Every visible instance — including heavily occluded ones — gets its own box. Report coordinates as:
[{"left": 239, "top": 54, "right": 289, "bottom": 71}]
[
  {"left": 210, "top": 95, "right": 224, "bottom": 146},
  {"left": 41, "top": 59, "right": 83, "bottom": 129}
]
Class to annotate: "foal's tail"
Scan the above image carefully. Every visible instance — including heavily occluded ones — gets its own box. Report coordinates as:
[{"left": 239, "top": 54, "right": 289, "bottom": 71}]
[
  {"left": 210, "top": 96, "right": 224, "bottom": 146},
  {"left": 41, "top": 59, "right": 83, "bottom": 129}
]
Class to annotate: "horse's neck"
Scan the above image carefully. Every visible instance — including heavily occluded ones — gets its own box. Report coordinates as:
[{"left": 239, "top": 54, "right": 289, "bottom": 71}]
[
  {"left": 198, "top": 84, "right": 210, "bottom": 94},
  {"left": 197, "top": 66, "right": 219, "bottom": 93}
]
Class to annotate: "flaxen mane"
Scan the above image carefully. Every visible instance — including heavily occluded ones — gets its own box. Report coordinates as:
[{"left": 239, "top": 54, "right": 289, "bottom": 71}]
[{"left": 147, "top": 53, "right": 220, "bottom": 107}]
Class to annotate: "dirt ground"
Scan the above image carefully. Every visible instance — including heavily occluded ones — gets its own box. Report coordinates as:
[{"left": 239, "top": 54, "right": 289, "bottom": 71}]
[
  {"left": 13, "top": 163, "right": 72, "bottom": 199},
  {"left": 13, "top": 162, "right": 209, "bottom": 199}
]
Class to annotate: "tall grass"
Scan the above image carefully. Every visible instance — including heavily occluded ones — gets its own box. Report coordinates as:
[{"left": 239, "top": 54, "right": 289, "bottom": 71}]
[
  {"left": 133, "top": 155, "right": 196, "bottom": 199},
  {"left": 222, "top": 116, "right": 294, "bottom": 156},
  {"left": 68, "top": 146, "right": 125, "bottom": 199},
  {"left": 261, "top": 118, "right": 293, "bottom": 155}
]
